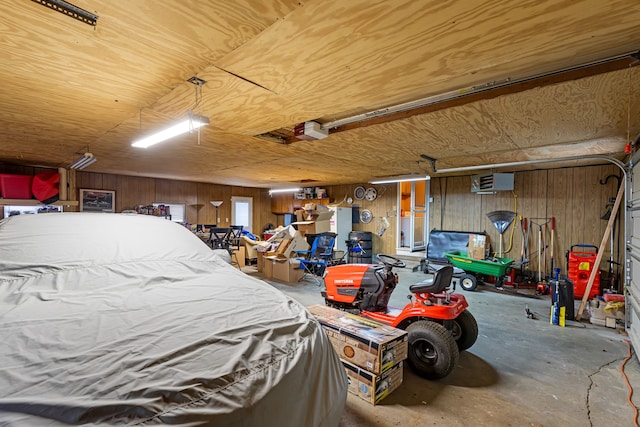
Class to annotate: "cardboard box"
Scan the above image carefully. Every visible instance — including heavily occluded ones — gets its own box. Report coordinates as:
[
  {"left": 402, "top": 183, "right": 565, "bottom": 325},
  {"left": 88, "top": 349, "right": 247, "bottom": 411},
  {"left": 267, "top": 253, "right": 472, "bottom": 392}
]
[
  {"left": 263, "top": 255, "right": 274, "bottom": 278},
  {"left": 275, "top": 238, "right": 291, "bottom": 257},
  {"left": 468, "top": 234, "right": 489, "bottom": 260},
  {"left": 283, "top": 232, "right": 310, "bottom": 258},
  {"left": 343, "top": 359, "right": 404, "bottom": 405},
  {"left": 267, "top": 256, "right": 303, "bottom": 283},
  {"left": 292, "top": 210, "right": 334, "bottom": 235},
  {"left": 307, "top": 304, "right": 408, "bottom": 374},
  {"left": 589, "top": 299, "right": 625, "bottom": 328},
  {"left": 236, "top": 245, "right": 246, "bottom": 267},
  {"left": 265, "top": 225, "right": 297, "bottom": 243},
  {"left": 256, "top": 251, "right": 265, "bottom": 272}
]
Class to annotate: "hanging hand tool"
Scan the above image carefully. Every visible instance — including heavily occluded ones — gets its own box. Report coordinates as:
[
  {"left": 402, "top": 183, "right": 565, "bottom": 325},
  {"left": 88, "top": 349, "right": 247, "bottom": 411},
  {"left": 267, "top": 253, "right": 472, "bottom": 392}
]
[
  {"left": 519, "top": 215, "right": 525, "bottom": 263},
  {"left": 550, "top": 217, "right": 555, "bottom": 277},
  {"left": 542, "top": 222, "right": 548, "bottom": 279},
  {"left": 534, "top": 221, "right": 548, "bottom": 295},
  {"left": 550, "top": 268, "right": 564, "bottom": 326},
  {"left": 538, "top": 224, "right": 543, "bottom": 283}
]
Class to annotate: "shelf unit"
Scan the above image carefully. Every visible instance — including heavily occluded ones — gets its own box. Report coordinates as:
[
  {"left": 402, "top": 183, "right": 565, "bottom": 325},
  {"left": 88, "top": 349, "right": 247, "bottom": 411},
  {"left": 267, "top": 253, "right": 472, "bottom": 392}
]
[
  {"left": 271, "top": 194, "right": 330, "bottom": 214},
  {"left": 0, "top": 199, "right": 79, "bottom": 207}
]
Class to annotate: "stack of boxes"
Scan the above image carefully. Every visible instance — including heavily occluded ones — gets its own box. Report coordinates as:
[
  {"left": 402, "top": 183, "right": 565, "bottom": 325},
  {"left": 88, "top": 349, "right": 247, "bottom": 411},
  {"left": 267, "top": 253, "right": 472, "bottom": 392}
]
[
  {"left": 588, "top": 297, "right": 625, "bottom": 329},
  {"left": 291, "top": 203, "right": 334, "bottom": 236},
  {"left": 261, "top": 226, "right": 310, "bottom": 283},
  {"left": 308, "top": 304, "right": 408, "bottom": 405}
]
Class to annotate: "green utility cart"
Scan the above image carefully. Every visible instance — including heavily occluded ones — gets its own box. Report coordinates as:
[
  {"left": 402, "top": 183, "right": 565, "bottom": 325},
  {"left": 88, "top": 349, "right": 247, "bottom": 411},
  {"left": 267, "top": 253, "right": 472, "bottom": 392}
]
[{"left": 445, "top": 250, "right": 514, "bottom": 291}]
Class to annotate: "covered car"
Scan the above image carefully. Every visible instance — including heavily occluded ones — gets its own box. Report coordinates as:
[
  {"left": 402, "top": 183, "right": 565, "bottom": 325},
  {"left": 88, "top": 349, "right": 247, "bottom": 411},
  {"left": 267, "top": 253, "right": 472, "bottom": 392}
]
[{"left": 0, "top": 213, "right": 346, "bottom": 425}]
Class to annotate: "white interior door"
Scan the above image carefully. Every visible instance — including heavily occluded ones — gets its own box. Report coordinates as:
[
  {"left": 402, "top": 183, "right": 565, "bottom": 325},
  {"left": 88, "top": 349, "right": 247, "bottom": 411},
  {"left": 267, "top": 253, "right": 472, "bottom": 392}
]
[
  {"left": 397, "top": 180, "right": 429, "bottom": 252},
  {"left": 409, "top": 180, "right": 428, "bottom": 251}
]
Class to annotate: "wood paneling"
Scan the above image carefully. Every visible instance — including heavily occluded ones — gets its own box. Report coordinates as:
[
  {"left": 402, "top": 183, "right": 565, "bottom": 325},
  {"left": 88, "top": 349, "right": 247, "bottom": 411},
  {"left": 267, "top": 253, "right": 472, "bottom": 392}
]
[
  {"left": 325, "top": 164, "right": 624, "bottom": 276},
  {"left": 72, "top": 171, "right": 273, "bottom": 233},
  {"left": 1, "top": 162, "right": 626, "bottom": 278}
]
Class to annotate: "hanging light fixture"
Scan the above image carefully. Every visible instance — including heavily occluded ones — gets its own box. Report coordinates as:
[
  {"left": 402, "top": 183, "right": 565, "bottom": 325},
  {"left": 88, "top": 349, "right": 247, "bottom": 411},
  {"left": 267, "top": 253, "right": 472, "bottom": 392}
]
[
  {"left": 132, "top": 114, "right": 209, "bottom": 148},
  {"left": 68, "top": 152, "right": 96, "bottom": 169},
  {"left": 31, "top": 0, "right": 98, "bottom": 26},
  {"left": 133, "top": 77, "right": 208, "bottom": 148},
  {"left": 269, "top": 187, "right": 301, "bottom": 195},
  {"left": 369, "top": 175, "right": 430, "bottom": 184}
]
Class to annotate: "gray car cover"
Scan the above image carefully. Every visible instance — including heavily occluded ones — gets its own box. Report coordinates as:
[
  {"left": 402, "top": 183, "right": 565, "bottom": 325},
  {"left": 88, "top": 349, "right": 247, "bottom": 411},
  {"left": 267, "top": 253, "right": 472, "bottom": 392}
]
[{"left": 0, "top": 213, "right": 346, "bottom": 426}]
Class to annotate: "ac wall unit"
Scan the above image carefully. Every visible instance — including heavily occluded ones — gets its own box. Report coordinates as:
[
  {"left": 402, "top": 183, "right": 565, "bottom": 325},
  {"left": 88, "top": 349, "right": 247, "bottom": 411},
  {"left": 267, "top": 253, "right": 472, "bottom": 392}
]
[{"left": 471, "top": 173, "right": 514, "bottom": 192}]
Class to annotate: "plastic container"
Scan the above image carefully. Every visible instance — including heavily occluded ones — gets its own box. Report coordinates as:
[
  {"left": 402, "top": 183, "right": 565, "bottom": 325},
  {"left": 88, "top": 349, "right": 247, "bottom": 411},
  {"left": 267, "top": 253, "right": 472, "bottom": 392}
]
[
  {"left": 550, "top": 279, "right": 575, "bottom": 320},
  {"left": 567, "top": 244, "right": 600, "bottom": 299},
  {"left": 444, "top": 251, "right": 514, "bottom": 277},
  {"left": 0, "top": 174, "right": 33, "bottom": 199}
]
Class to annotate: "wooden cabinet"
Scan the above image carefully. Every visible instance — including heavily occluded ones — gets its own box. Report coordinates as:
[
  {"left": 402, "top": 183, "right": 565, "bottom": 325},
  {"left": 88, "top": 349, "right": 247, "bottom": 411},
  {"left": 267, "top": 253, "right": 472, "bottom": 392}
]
[{"left": 271, "top": 193, "right": 294, "bottom": 214}]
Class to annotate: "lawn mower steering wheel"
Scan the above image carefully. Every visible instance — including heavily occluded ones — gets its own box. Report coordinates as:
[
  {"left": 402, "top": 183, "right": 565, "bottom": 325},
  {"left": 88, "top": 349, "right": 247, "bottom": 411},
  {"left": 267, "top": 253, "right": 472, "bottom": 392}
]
[{"left": 377, "top": 254, "right": 406, "bottom": 269}]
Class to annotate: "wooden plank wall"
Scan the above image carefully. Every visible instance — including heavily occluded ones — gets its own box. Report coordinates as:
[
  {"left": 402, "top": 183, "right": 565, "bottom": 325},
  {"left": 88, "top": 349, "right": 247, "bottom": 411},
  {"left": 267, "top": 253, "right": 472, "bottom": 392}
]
[
  {"left": 0, "top": 164, "right": 275, "bottom": 234},
  {"left": 325, "top": 164, "right": 624, "bottom": 278},
  {"left": 1, "top": 163, "right": 624, "bottom": 280},
  {"left": 72, "top": 172, "right": 276, "bottom": 234},
  {"left": 324, "top": 184, "right": 399, "bottom": 256}
]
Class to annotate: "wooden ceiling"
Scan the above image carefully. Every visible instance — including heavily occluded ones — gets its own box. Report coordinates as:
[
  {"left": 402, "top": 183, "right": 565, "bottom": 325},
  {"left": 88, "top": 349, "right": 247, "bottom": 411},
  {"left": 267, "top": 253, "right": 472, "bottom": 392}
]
[{"left": 1, "top": 0, "right": 639, "bottom": 187}]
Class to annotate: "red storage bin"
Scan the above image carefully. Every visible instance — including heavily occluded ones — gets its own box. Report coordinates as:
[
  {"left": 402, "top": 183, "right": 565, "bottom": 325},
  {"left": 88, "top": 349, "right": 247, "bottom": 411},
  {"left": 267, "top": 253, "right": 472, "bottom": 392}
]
[
  {"left": 567, "top": 244, "right": 600, "bottom": 299},
  {"left": 0, "top": 174, "right": 34, "bottom": 199}
]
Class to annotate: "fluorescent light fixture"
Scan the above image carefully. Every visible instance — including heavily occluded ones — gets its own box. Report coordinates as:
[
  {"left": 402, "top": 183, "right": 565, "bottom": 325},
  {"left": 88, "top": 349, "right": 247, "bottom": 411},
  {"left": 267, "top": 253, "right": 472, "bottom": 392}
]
[
  {"left": 269, "top": 187, "right": 301, "bottom": 195},
  {"left": 369, "top": 175, "right": 430, "bottom": 184},
  {"left": 132, "top": 114, "right": 209, "bottom": 148},
  {"left": 69, "top": 152, "right": 96, "bottom": 169},
  {"left": 32, "top": 0, "right": 99, "bottom": 26}
]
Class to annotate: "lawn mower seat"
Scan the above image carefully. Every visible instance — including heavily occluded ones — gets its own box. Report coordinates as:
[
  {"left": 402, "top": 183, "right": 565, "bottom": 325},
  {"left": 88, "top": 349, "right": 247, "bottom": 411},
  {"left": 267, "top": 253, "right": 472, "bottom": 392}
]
[{"left": 409, "top": 265, "right": 453, "bottom": 294}]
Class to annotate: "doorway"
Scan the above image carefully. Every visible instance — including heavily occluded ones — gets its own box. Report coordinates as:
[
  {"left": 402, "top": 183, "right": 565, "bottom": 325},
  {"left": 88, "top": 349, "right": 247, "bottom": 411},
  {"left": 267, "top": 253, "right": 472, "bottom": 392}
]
[
  {"left": 231, "top": 196, "right": 253, "bottom": 232},
  {"left": 397, "top": 180, "right": 429, "bottom": 254}
]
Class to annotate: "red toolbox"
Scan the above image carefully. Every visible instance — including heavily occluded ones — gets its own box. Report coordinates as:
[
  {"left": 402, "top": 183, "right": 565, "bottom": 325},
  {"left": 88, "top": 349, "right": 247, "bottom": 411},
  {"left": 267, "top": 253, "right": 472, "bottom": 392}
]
[
  {"left": 0, "top": 174, "right": 34, "bottom": 199},
  {"left": 567, "top": 244, "right": 600, "bottom": 299}
]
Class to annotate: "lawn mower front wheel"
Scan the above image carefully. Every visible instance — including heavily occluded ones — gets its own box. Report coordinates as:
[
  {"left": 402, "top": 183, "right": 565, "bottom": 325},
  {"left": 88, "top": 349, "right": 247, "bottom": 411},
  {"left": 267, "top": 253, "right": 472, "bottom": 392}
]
[{"left": 406, "top": 320, "right": 459, "bottom": 380}]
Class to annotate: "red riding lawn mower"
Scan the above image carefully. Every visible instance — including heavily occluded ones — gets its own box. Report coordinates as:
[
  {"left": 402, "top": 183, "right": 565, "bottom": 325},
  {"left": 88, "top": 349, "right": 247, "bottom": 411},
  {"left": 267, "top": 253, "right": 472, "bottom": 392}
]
[{"left": 322, "top": 254, "right": 478, "bottom": 379}]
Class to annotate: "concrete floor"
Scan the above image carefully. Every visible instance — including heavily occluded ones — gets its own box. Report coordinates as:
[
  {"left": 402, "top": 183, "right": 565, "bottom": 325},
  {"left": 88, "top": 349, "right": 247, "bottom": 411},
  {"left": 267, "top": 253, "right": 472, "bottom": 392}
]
[{"left": 242, "top": 263, "right": 640, "bottom": 427}]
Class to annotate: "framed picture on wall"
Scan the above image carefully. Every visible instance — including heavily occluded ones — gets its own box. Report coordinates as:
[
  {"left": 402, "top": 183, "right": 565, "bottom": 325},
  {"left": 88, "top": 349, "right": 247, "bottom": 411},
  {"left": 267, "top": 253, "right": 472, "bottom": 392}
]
[{"left": 79, "top": 189, "right": 115, "bottom": 213}]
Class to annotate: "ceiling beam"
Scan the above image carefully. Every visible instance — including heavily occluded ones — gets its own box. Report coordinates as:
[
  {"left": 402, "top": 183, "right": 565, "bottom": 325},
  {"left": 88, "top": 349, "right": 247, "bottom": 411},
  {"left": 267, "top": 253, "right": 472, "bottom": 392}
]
[{"left": 282, "top": 53, "right": 640, "bottom": 144}]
